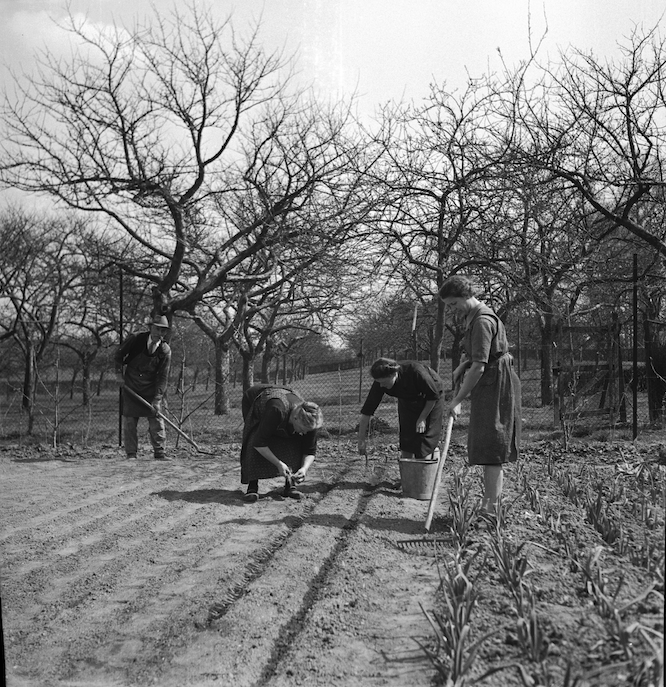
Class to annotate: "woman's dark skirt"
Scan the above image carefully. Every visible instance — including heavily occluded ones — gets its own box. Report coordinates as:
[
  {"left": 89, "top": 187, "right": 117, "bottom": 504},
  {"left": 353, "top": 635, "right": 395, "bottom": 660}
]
[
  {"left": 468, "top": 355, "right": 521, "bottom": 465},
  {"left": 397, "top": 397, "right": 445, "bottom": 459},
  {"left": 240, "top": 430, "right": 304, "bottom": 484}
]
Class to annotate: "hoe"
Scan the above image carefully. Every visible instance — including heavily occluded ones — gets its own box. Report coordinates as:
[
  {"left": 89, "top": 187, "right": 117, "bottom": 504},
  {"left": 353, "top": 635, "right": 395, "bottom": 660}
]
[{"left": 123, "top": 385, "right": 218, "bottom": 456}]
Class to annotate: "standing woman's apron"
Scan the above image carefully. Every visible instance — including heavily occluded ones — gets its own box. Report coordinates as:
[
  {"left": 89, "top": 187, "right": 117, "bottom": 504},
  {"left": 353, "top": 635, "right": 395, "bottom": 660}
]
[
  {"left": 464, "top": 306, "right": 521, "bottom": 465},
  {"left": 240, "top": 386, "right": 305, "bottom": 484}
]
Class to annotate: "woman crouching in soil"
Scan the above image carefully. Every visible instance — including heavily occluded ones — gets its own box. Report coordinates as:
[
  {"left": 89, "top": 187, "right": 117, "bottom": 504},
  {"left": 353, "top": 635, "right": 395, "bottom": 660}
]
[
  {"left": 240, "top": 384, "right": 324, "bottom": 502},
  {"left": 358, "top": 358, "right": 445, "bottom": 462},
  {"left": 439, "top": 275, "right": 522, "bottom": 515}
]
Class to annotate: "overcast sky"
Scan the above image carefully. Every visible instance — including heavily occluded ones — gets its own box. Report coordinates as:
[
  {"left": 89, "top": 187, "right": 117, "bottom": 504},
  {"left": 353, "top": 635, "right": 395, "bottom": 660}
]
[
  {"left": 0, "top": 0, "right": 663, "bottom": 209},
  {"left": 1, "top": 0, "right": 664, "bottom": 120}
]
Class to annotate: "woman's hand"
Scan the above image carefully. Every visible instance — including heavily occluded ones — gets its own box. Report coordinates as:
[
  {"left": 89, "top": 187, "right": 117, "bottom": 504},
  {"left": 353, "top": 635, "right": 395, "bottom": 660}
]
[
  {"left": 279, "top": 462, "right": 291, "bottom": 478},
  {"left": 292, "top": 467, "right": 307, "bottom": 484},
  {"left": 416, "top": 401, "right": 435, "bottom": 434},
  {"left": 448, "top": 402, "right": 461, "bottom": 419}
]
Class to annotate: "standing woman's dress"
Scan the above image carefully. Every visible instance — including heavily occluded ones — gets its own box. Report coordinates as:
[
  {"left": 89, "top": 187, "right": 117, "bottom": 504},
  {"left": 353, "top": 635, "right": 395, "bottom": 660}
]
[
  {"left": 240, "top": 385, "right": 318, "bottom": 484},
  {"left": 462, "top": 304, "right": 521, "bottom": 464},
  {"left": 360, "top": 361, "right": 444, "bottom": 459}
]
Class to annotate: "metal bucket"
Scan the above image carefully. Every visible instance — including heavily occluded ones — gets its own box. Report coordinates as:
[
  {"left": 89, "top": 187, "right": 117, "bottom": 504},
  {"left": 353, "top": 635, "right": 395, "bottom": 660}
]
[{"left": 398, "top": 458, "right": 439, "bottom": 500}]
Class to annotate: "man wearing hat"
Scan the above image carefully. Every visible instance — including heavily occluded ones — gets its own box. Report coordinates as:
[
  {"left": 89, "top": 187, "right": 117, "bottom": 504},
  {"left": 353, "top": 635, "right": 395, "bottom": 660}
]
[{"left": 115, "top": 315, "right": 172, "bottom": 460}]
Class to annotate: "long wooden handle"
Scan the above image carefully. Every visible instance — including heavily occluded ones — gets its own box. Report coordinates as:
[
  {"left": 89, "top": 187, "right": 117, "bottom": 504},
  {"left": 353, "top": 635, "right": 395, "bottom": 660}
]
[
  {"left": 425, "top": 414, "right": 454, "bottom": 532},
  {"left": 123, "top": 385, "right": 202, "bottom": 451}
]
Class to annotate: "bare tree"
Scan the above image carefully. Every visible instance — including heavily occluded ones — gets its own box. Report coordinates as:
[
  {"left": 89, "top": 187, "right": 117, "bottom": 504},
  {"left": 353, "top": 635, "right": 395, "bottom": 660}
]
[
  {"left": 505, "top": 27, "right": 666, "bottom": 257},
  {"left": 56, "top": 231, "right": 151, "bottom": 405},
  {"left": 0, "top": 211, "right": 84, "bottom": 432},
  {"left": 235, "top": 269, "right": 342, "bottom": 390},
  {"left": 0, "top": 4, "right": 373, "bottom": 325},
  {"left": 363, "top": 77, "right": 514, "bottom": 370}
]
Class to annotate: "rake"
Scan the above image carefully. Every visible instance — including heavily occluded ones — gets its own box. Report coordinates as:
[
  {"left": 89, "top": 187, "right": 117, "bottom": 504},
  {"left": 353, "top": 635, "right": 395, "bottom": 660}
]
[
  {"left": 396, "top": 533, "right": 454, "bottom": 555},
  {"left": 396, "top": 413, "right": 455, "bottom": 555},
  {"left": 123, "top": 385, "right": 218, "bottom": 456},
  {"left": 425, "top": 413, "right": 454, "bottom": 531}
]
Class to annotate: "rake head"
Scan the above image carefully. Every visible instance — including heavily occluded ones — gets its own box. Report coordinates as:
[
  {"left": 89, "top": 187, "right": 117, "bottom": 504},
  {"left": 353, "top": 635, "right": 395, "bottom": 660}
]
[{"left": 396, "top": 534, "right": 453, "bottom": 556}]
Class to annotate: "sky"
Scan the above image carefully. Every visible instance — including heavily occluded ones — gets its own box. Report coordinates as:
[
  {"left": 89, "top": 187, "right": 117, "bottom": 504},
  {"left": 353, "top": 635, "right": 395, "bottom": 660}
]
[
  {"left": 1, "top": 0, "right": 664, "bottom": 120},
  {"left": 0, "top": 0, "right": 663, "bottom": 211}
]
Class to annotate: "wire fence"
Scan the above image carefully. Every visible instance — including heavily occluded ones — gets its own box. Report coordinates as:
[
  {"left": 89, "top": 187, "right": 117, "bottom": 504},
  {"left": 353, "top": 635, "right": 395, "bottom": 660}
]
[{"left": 0, "top": 344, "right": 660, "bottom": 450}]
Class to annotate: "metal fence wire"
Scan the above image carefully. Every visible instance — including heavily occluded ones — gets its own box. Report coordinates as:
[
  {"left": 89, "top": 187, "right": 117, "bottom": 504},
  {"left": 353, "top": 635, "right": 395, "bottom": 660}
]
[{"left": 0, "top": 332, "right": 659, "bottom": 448}]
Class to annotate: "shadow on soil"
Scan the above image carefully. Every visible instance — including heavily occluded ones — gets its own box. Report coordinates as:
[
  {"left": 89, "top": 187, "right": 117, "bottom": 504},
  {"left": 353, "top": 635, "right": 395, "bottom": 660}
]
[
  {"left": 153, "top": 488, "right": 246, "bottom": 505},
  {"left": 152, "top": 478, "right": 366, "bottom": 505},
  {"left": 214, "top": 511, "right": 431, "bottom": 536},
  {"left": 12, "top": 455, "right": 80, "bottom": 463}
]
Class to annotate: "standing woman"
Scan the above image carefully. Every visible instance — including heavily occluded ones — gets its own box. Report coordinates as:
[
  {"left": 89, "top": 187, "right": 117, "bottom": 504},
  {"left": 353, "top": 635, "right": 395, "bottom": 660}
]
[
  {"left": 241, "top": 384, "right": 324, "bottom": 502},
  {"left": 358, "top": 358, "right": 445, "bottom": 461},
  {"left": 439, "top": 275, "right": 521, "bottom": 515}
]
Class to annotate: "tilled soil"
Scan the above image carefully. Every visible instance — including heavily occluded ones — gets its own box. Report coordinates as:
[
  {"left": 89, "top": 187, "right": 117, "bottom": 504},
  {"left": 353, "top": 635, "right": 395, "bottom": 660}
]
[
  {"left": 1, "top": 436, "right": 664, "bottom": 687},
  {"left": 1, "top": 440, "right": 444, "bottom": 687}
]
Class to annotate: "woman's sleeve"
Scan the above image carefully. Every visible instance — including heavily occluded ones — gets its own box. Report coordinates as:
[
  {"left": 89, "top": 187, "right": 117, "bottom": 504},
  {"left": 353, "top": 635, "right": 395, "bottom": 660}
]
[
  {"left": 470, "top": 316, "right": 496, "bottom": 363},
  {"left": 360, "top": 381, "right": 384, "bottom": 416},
  {"left": 301, "top": 429, "right": 318, "bottom": 455},
  {"left": 252, "top": 400, "right": 285, "bottom": 446}
]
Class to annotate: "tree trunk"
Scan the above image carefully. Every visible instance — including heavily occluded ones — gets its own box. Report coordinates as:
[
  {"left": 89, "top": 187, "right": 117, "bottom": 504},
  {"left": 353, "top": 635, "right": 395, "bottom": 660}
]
[
  {"left": 96, "top": 369, "right": 106, "bottom": 397},
  {"left": 70, "top": 367, "right": 79, "bottom": 400},
  {"left": 21, "top": 342, "right": 37, "bottom": 435},
  {"left": 82, "top": 351, "right": 96, "bottom": 407},
  {"left": 431, "top": 299, "right": 445, "bottom": 372},
  {"left": 539, "top": 312, "right": 556, "bottom": 406},
  {"left": 82, "top": 363, "right": 90, "bottom": 406},
  {"left": 261, "top": 341, "right": 274, "bottom": 383},
  {"left": 644, "top": 316, "right": 665, "bottom": 423},
  {"left": 447, "top": 329, "right": 464, "bottom": 388},
  {"left": 242, "top": 353, "right": 255, "bottom": 392},
  {"left": 22, "top": 340, "right": 34, "bottom": 413},
  {"left": 214, "top": 339, "right": 231, "bottom": 416}
]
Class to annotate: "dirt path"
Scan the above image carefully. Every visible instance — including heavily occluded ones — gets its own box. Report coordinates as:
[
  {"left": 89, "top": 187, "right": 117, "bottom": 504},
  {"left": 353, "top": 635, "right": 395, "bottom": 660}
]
[
  {"left": 1, "top": 442, "right": 443, "bottom": 687},
  {"left": 1, "top": 437, "right": 664, "bottom": 687}
]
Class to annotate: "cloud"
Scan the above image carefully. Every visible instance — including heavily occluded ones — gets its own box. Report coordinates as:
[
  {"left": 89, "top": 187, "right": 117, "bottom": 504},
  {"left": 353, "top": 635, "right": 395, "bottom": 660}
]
[
  {"left": 1, "top": 6, "right": 131, "bottom": 84},
  {"left": 3, "top": 9, "right": 73, "bottom": 76}
]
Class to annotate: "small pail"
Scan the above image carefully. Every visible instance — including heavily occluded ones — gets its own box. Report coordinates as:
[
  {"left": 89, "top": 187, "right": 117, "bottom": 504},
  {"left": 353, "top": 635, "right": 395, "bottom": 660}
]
[{"left": 398, "top": 459, "right": 439, "bottom": 500}]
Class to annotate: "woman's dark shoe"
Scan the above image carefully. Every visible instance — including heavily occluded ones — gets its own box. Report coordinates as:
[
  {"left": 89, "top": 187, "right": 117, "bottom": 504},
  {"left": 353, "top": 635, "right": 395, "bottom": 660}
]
[
  {"left": 283, "top": 486, "right": 302, "bottom": 500},
  {"left": 244, "top": 480, "right": 259, "bottom": 502},
  {"left": 283, "top": 475, "right": 302, "bottom": 500}
]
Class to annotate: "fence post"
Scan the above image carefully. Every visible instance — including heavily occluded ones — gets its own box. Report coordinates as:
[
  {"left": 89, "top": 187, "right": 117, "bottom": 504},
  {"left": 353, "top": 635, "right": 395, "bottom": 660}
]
[
  {"left": 633, "top": 253, "right": 638, "bottom": 440},
  {"left": 358, "top": 337, "right": 363, "bottom": 403},
  {"left": 553, "top": 363, "right": 561, "bottom": 430},
  {"left": 617, "top": 315, "right": 626, "bottom": 423},
  {"left": 118, "top": 266, "right": 124, "bottom": 447},
  {"left": 516, "top": 320, "right": 521, "bottom": 379}
]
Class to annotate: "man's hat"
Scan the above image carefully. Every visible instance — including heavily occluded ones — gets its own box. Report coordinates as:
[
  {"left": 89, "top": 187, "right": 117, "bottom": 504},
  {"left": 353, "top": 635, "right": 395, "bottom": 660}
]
[{"left": 151, "top": 315, "right": 170, "bottom": 329}]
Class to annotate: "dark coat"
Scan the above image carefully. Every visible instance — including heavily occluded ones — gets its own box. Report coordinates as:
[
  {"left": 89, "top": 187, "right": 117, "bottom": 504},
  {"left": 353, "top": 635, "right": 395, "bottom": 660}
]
[
  {"left": 114, "top": 332, "right": 171, "bottom": 417},
  {"left": 240, "top": 385, "right": 318, "bottom": 483},
  {"left": 360, "top": 361, "right": 445, "bottom": 458}
]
